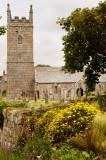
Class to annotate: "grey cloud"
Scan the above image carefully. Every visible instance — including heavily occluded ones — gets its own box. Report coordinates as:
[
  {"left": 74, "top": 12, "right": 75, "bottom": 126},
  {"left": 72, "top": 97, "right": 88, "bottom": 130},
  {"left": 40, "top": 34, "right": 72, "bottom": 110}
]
[{"left": 0, "top": 0, "right": 103, "bottom": 75}]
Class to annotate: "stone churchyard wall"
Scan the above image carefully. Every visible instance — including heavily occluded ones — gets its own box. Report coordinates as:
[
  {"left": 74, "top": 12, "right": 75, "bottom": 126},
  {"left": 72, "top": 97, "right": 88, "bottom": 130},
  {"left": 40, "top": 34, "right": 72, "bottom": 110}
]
[{"left": 0, "top": 108, "right": 33, "bottom": 150}]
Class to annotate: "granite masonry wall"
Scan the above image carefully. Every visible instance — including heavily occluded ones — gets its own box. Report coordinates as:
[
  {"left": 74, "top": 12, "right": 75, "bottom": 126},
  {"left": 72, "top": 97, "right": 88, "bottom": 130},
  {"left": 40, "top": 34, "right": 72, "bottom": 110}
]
[
  {"left": 7, "top": 4, "right": 35, "bottom": 99},
  {"left": 0, "top": 109, "right": 32, "bottom": 150}
]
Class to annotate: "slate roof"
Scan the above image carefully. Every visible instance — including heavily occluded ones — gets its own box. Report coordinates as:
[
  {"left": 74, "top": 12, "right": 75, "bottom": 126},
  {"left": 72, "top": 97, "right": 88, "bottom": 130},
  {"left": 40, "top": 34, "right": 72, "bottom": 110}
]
[
  {"left": 35, "top": 66, "right": 106, "bottom": 84},
  {"left": 36, "top": 70, "right": 83, "bottom": 83}
]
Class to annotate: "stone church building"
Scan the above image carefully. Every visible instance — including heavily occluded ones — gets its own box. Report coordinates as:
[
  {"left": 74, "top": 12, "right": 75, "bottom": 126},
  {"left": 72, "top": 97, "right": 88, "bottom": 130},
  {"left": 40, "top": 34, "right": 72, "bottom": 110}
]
[
  {"left": 35, "top": 66, "right": 106, "bottom": 100},
  {"left": 0, "top": 66, "right": 106, "bottom": 100},
  {"left": 0, "top": 4, "right": 106, "bottom": 100}
]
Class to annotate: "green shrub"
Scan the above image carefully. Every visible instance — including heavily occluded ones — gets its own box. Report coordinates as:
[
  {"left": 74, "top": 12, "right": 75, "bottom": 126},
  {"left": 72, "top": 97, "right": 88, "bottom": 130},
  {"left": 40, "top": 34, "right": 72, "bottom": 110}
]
[
  {"left": 97, "top": 94, "right": 106, "bottom": 111},
  {"left": 16, "top": 132, "right": 28, "bottom": 149},
  {"left": 39, "top": 102, "right": 97, "bottom": 143},
  {"left": 52, "top": 144, "right": 96, "bottom": 160},
  {"left": 0, "top": 100, "right": 26, "bottom": 109},
  {"left": 12, "top": 101, "right": 26, "bottom": 108},
  {"left": 0, "top": 101, "right": 9, "bottom": 109},
  {"left": 15, "top": 129, "right": 52, "bottom": 160}
]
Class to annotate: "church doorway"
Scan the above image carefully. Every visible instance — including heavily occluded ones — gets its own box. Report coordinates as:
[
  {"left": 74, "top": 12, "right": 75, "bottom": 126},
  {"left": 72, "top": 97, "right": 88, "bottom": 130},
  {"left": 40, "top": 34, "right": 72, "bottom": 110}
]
[
  {"left": 76, "top": 87, "right": 83, "bottom": 97},
  {"left": 36, "top": 90, "right": 40, "bottom": 99}
]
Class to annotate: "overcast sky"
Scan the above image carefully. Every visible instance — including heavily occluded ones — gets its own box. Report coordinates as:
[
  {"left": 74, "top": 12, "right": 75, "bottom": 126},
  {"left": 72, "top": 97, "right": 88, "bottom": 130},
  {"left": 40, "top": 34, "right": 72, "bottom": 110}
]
[{"left": 0, "top": 0, "right": 104, "bottom": 75}]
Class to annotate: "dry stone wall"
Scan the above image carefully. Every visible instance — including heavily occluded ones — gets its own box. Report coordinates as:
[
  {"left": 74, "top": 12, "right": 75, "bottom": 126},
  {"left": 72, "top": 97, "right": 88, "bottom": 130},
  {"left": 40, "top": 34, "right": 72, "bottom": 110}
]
[{"left": 0, "top": 109, "right": 32, "bottom": 150}]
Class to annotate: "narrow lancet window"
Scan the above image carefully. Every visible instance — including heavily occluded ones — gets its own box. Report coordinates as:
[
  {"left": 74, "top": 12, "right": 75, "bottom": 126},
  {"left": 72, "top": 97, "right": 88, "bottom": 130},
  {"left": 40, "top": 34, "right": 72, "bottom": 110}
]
[{"left": 18, "top": 35, "right": 22, "bottom": 44}]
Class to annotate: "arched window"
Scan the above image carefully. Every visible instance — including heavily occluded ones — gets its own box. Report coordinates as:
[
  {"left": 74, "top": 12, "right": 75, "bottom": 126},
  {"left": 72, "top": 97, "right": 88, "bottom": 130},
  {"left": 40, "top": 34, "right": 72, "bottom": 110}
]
[
  {"left": 54, "top": 85, "right": 58, "bottom": 94},
  {"left": 76, "top": 87, "right": 83, "bottom": 97},
  {"left": 18, "top": 35, "right": 22, "bottom": 44}
]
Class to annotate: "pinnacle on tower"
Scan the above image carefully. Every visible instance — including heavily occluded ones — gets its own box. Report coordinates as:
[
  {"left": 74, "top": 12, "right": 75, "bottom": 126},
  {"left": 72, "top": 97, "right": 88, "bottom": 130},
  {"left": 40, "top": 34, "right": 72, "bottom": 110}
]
[
  {"left": 29, "top": 5, "right": 33, "bottom": 23},
  {"left": 7, "top": 4, "right": 11, "bottom": 23}
]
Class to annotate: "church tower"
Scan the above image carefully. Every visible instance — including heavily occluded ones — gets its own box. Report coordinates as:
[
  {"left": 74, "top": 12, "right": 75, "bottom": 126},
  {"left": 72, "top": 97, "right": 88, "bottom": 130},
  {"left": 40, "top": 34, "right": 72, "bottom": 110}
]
[{"left": 7, "top": 4, "right": 35, "bottom": 99}]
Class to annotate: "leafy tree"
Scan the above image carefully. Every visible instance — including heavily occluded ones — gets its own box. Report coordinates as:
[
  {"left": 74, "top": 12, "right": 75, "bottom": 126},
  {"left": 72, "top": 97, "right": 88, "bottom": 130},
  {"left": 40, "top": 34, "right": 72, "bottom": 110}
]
[
  {"left": 0, "top": 26, "right": 5, "bottom": 35},
  {"left": 57, "top": 1, "right": 106, "bottom": 92},
  {"left": 0, "top": 17, "right": 6, "bottom": 36}
]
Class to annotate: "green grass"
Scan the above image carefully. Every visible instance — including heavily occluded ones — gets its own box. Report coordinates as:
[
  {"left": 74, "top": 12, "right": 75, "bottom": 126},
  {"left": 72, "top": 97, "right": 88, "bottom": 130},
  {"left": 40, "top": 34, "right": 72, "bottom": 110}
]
[
  {"left": 94, "top": 113, "right": 106, "bottom": 136},
  {"left": 0, "top": 148, "right": 10, "bottom": 160},
  {"left": 27, "top": 99, "right": 59, "bottom": 109}
]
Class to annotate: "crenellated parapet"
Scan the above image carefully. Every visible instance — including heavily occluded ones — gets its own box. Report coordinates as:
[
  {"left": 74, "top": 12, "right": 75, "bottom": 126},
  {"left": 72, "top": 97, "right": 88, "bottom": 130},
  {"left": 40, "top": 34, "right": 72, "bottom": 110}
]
[{"left": 7, "top": 4, "right": 33, "bottom": 27}]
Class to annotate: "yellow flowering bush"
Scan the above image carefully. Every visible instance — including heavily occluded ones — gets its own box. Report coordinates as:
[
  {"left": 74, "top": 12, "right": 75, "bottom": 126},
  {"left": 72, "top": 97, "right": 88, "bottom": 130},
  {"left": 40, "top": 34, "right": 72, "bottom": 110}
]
[
  {"left": 44, "top": 102, "right": 98, "bottom": 143},
  {"left": 37, "top": 108, "right": 59, "bottom": 135}
]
